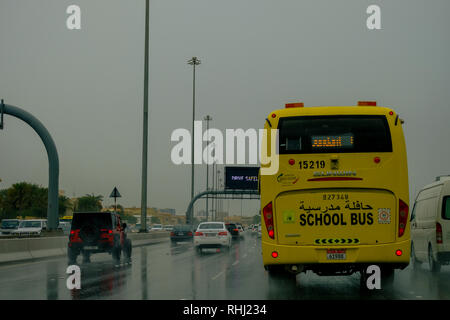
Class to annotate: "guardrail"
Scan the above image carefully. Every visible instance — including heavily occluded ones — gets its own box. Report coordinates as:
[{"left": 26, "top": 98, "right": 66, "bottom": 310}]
[{"left": 0, "top": 231, "right": 169, "bottom": 265}]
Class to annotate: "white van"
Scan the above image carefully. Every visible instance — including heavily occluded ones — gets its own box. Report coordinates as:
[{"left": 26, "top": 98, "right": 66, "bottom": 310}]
[{"left": 411, "top": 176, "right": 450, "bottom": 272}]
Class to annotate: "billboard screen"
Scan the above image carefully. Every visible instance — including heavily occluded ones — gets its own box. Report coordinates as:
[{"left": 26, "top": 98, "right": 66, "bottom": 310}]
[{"left": 225, "top": 166, "right": 259, "bottom": 190}]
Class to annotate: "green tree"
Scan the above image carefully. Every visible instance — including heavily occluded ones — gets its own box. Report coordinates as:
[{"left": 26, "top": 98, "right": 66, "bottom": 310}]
[
  {"left": 0, "top": 182, "right": 72, "bottom": 220},
  {"left": 58, "top": 195, "right": 73, "bottom": 216},
  {"left": 74, "top": 193, "right": 103, "bottom": 212}
]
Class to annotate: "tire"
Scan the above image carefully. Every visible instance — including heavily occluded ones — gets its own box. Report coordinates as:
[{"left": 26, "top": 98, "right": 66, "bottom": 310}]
[
  {"left": 411, "top": 243, "right": 421, "bottom": 270},
  {"left": 265, "top": 264, "right": 287, "bottom": 276},
  {"left": 112, "top": 238, "right": 122, "bottom": 264},
  {"left": 266, "top": 265, "right": 296, "bottom": 286},
  {"left": 381, "top": 267, "right": 395, "bottom": 289},
  {"left": 68, "top": 247, "right": 78, "bottom": 265},
  {"left": 428, "top": 244, "right": 441, "bottom": 273},
  {"left": 82, "top": 252, "right": 91, "bottom": 264},
  {"left": 123, "top": 239, "right": 132, "bottom": 263},
  {"left": 359, "top": 269, "right": 370, "bottom": 292}
]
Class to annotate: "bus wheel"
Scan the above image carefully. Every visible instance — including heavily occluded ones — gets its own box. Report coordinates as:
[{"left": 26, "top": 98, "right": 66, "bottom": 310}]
[
  {"left": 380, "top": 268, "right": 395, "bottom": 289},
  {"left": 359, "top": 269, "right": 370, "bottom": 292},
  {"left": 428, "top": 245, "right": 441, "bottom": 273},
  {"left": 411, "top": 243, "right": 421, "bottom": 270}
]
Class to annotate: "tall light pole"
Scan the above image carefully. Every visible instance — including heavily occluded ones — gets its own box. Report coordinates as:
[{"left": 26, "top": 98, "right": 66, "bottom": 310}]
[
  {"left": 212, "top": 162, "right": 215, "bottom": 220},
  {"left": 187, "top": 57, "right": 201, "bottom": 224},
  {"left": 216, "top": 168, "right": 221, "bottom": 219},
  {"left": 203, "top": 115, "right": 212, "bottom": 221},
  {"left": 140, "top": 0, "right": 150, "bottom": 232}
]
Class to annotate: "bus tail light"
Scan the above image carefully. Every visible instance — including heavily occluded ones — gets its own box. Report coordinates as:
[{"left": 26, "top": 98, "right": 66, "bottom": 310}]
[
  {"left": 398, "top": 199, "right": 408, "bottom": 237},
  {"left": 436, "top": 223, "right": 443, "bottom": 244},
  {"left": 271, "top": 251, "right": 278, "bottom": 258},
  {"left": 263, "top": 202, "right": 275, "bottom": 239},
  {"left": 357, "top": 101, "right": 377, "bottom": 106}
]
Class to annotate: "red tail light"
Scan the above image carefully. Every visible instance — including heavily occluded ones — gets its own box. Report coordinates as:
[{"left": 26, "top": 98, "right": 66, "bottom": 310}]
[
  {"left": 187, "top": 232, "right": 193, "bottom": 236},
  {"left": 170, "top": 232, "right": 175, "bottom": 236},
  {"left": 218, "top": 231, "right": 228, "bottom": 236},
  {"left": 398, "top": 199, "right": 409, "bottom": 237},
  {"left": 195, "top": 232, "right": 204, "bottom": 236},
  {"left": 436, "top": 223, "right": 443, "bottom": 244},
  {"left": 69, "top": 229, "right": 81, "bottom": 243},
  {"left": 263, "top": 202, "right": 275, "bottom": 239},
  {"left": 233, "top": 229, "right": 238, "bottom": 232}
]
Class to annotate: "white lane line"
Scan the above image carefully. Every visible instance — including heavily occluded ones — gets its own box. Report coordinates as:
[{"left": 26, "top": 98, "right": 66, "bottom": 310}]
[
  {"left": 211, "top": 271, "right": 225, "bottom": 280},
  {"left": 232, "top": 260, "right": 239, "bottom": 266},
  {"left": 242, "top": 254, "right": 247, "bottom": 259}
]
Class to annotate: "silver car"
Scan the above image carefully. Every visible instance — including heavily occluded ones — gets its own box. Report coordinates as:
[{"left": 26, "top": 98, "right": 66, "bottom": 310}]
[{"left": 194, "top": 222, "right": 232, "bottom": 253}]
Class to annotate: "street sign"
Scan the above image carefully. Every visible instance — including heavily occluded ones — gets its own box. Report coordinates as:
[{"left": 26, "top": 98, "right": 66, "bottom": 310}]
[
  {"left": 109, "top": 187, "right": 121, "bottom": 198},
  {"left": 109, "top": 187, "right": 121, "bottom": 213}
]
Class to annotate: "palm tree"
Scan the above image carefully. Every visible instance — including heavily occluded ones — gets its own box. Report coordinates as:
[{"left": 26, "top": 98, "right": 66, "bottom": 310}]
[{"left": 75, "top": 193, "right": 104, "bottom": 212}]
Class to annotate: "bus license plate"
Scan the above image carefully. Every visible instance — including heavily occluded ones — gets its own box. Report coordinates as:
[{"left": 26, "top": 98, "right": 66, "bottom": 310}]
[{"left": 326, "top": 249, "right": 346, "bottom": 260}]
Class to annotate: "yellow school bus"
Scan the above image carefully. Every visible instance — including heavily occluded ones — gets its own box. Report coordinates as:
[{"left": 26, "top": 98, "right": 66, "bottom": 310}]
[{"left": 260, "top": 101, "right": 409, "bottom": 285}]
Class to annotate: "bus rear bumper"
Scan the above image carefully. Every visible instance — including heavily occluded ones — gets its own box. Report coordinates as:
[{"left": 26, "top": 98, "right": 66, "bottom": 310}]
[{"left": 262, "top": 239, "right": 410, "bottom": 272}]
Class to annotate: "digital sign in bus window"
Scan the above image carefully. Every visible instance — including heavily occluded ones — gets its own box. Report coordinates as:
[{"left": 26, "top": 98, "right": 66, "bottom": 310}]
[{"left": 311, "top": 134, "right": 354, "bottom": 149}]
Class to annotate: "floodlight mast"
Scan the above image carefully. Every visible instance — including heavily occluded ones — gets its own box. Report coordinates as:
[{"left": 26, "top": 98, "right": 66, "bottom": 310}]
[{"left": 187, "top": 57, "right": 201, "bottom": 224}]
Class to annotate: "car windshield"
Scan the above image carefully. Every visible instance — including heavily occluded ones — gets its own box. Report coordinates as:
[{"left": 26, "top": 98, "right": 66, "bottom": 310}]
[
  {"left": 19, "top": 221, "right": 42, "bottom": 228},
  {"left": 71, "top": 213, "right": 112, "bottom": 229},
  {"left": 198, "top": 223, "right": 224, "bottom": 230},
  {"left": 1, "top": 220, "right": 20, "bottom": 229}
]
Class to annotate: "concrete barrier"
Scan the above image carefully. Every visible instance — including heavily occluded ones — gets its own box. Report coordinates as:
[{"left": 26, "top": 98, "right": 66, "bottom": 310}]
[
  {"left": 0, "top": 238, "right": 32, "bottom": 263},
  {"left": 28, "top": 237, "right": 67, "bottom": 259},
  {"left": 0, "top": 232, "right": 169, "bottom": 265}
]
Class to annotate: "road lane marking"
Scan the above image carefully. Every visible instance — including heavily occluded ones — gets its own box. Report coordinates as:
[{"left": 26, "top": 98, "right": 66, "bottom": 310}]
[
  {"left": 211, "top": 271, "right": 224, "bottom": 280},
  {"left": 232, "top": 260, "right": 239, "bottom": 266}
]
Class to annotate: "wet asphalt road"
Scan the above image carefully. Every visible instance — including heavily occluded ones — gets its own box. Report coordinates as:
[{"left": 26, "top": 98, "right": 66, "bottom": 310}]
[{"left": 0, "top": 231, "right": 450, "bottom": 300}]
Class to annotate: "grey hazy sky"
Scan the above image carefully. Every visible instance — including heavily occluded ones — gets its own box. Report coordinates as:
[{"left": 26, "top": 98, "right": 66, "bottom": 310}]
[{"left": 1, "top": 0, "right": 449, "bottom": 216}]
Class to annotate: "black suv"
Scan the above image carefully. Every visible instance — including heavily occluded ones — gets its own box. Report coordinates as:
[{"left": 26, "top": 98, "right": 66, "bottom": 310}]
[
  {"left": 225, "top": 222, "right": 240, "bottom": 239},
  {"left": 68, "top": 212, "right": 132, "bottom": 264}
]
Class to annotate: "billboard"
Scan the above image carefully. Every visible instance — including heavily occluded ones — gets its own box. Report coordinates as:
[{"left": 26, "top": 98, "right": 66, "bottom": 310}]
[{"left": 225, "top": 166, "right": 259, "bottom": 190}]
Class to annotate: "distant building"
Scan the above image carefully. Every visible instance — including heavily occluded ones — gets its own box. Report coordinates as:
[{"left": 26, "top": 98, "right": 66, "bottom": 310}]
[
  {"left": 160, "top": 208, "right": 176, "bottom": 215},
  {"left": 215, "top": 211, "right": 229, "bottom": 221}
]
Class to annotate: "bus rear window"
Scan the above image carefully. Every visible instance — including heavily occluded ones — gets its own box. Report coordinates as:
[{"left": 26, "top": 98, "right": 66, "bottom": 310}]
[{"left": 278, "top": 115, "right": 392, "bottom": 154}]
